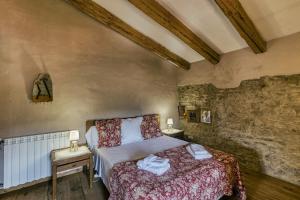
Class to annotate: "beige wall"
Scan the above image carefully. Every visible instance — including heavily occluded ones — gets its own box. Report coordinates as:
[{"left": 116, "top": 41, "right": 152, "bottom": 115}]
[
  {"left": 177, "top": 32, "right": 300, "bottom": 88},
  {"left": 0, "top": 0, "right": 180, "bottom": 141}
]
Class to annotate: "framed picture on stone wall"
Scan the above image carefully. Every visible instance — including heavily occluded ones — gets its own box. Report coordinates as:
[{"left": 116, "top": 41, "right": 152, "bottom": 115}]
[
  {"left": 187, "top": 109, "right": 200, "bottom": 123},
  {"left": 178, "top": 105, "right": 186, "bottom": 119},
  {"left": 200, "top": 108, "right": 212, "bottom": 124}
]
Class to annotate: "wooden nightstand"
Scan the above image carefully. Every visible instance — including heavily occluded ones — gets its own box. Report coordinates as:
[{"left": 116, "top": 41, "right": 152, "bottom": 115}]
[
  {"left": 162, "top": 129, "right": 184, "bottom": 140},
  {"left": 51, "top": 146, "right": 93, "bottom": 200}
]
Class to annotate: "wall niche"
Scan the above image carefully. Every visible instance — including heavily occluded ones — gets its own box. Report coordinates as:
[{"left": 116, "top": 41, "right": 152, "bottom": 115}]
[{"left": 32, "top": 73, "right": 53, "bottom": 103}]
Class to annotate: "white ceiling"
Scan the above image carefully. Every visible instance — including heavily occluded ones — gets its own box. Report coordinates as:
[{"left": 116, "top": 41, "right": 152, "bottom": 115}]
[{"left": 93, "top": 0, "right": 300, "bottom": 63}]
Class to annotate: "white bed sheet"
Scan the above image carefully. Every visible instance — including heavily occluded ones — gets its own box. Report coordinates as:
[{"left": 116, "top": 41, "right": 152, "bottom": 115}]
[{"left": 94, "top": 135, "right": 188, "bottom": 189}]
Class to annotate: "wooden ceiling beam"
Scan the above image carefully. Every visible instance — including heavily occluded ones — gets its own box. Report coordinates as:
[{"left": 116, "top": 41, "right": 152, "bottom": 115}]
[
  {"left": 65, "top": 0, "right": 190, "bottom": 70},
  {"left": 129, "top": 0, "right": 220, "bottom": 64},
  {"left": 215, "top": 0, "right": 267, "bottom": 53}
]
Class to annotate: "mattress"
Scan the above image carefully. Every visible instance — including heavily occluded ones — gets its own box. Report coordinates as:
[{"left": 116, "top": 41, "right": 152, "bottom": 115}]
[{"left": 94, "top": 135, "right": 188, "bottom": 189}]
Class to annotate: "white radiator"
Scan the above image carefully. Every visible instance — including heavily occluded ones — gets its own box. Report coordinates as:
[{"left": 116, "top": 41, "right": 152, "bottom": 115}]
[{"left": 3, "top": 131, "right": 72, "bottom": 189}]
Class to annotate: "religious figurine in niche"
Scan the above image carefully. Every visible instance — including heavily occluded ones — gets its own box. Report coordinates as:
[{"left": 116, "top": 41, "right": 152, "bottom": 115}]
[{"left": 32, "top": 73, "right": 53, "bottom": 102}]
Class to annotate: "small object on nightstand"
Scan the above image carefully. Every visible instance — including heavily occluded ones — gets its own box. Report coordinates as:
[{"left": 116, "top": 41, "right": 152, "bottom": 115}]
[
  {"left": 166, "top": 118, "right": 174, "bottom": 130},
  {"left": 51, "top": 145, "right": 93, "bottom": 200},
  {"left": 162, "top": 128, "right": 184, "bottom": 140},
  {"left": 69, "top": 130, "right": 80, "bottom": 152}
]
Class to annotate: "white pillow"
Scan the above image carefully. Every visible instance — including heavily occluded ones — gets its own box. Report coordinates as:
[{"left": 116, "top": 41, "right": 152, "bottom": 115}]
[
  {"left": 121, "top": 117, "right": 144, "bottom": 145},
  {"left": 85, "top": 126, "right": 99, "bottom": 150}
]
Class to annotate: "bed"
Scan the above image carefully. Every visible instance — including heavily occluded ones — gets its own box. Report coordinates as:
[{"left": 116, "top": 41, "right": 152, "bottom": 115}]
[
  {"left": 86, "top": 118, "right": 246, "bottom": 200},
  {"left": 94, "top": 135, "right": 188, "bottom": 188}
]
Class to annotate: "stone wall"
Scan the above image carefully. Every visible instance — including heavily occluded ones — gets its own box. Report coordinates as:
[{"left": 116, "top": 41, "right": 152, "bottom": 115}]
[{"left": 178, "top": 74, "right": 300, "bottom": 185}]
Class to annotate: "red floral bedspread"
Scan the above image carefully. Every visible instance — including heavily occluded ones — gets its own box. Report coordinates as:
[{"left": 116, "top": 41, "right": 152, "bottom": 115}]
[{"left": 109, "top": 144, "right": 246, "bottom": 200}]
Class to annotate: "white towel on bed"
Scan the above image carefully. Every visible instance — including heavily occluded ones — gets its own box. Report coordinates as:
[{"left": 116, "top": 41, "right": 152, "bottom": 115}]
[
  {"left": 186, "top": 145, "right": 212, "bottom": 160},
  {"left": 138, "top": 154, "right": 170, "bottom": 167},
  {"left": 137, "top": 154, "right": 170, "bottom": 175},
  {"left": 137, "top": 163, "right": 170, "bottom": 176},
  {"left": 190, "top": 144, "right": 208, "bottom": 155}
]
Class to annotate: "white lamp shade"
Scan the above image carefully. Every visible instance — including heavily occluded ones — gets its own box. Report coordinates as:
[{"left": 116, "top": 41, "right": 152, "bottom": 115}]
[
  {"left": 167, "top": 118, "right": 174, "bottom": 125},
  {"left": 69, "top": 130, "right": 80, "bottom": 141}
]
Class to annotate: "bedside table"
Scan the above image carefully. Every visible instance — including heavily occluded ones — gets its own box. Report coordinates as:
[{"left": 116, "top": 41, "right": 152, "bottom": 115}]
[
  {"left": 51, "top": 146, "right": 93, "bottom": 200},
  {"left": 162, "top": 129, "right": 184, "bottom": 140}
]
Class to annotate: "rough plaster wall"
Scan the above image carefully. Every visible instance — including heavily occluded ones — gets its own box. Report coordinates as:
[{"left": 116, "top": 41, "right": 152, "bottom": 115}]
[
  {"left": 177, "top": 32, "right": 300, "bottom": 88},
  {"left": 178, "top": 74, "right": 300, "bottom": 185},
  {"left": 0, "top": 0, "right": 180, "bottom": 141}
]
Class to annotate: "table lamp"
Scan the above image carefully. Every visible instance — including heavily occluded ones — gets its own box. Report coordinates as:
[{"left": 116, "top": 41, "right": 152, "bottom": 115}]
[
  {"left": 69, "top": 130, "right": 79, "bottom": 152},
  {"left": 167, "top": 118, "right": 174, "bottom": 130}
]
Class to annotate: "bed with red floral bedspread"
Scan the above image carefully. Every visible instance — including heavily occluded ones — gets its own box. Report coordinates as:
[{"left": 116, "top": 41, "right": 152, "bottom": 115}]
[{"left": 109, "top": 144, "right": 246, "bottom": 200}]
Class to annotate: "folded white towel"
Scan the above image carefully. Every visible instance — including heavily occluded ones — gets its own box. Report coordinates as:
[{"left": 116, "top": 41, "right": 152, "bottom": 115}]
[
  {"left": 190, "top": 144, "right": 207, "bottom": 155},
  {"left": 137, "top": 162, "right": 170, "bottom": 175},
  {"left": 137, "top": 154, "right": 170, "bottom": 175},
  {"left": 137, "top": 154, "right": 169, "bottom": 167},
  {"left": 186, "top": 145, "right": 212, "bottom": 160},
  {"left": 143, "top": 154, "right": 157, "bottom": 163},
  {"left": 150, "top": 158, "right": 170, "bottom": 167}
]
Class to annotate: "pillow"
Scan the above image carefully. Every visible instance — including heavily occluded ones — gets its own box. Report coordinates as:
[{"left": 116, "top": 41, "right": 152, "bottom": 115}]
[
  {"left": 121, "top": 117, "right": 144, "bottom": 145},
  {"left": 140, "top": 114, "right": 162, "bottom": 139},
  {"left": 85, "top": 126, "right": 99, "bottom": 150},
  {"left": 95, "top": 119, "right": 121, "bottom": 147}
]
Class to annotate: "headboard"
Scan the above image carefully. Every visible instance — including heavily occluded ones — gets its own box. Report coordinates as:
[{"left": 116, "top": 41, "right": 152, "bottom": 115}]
[{"left": 85, "top": 114, "right": 160, "bottom": 132}]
